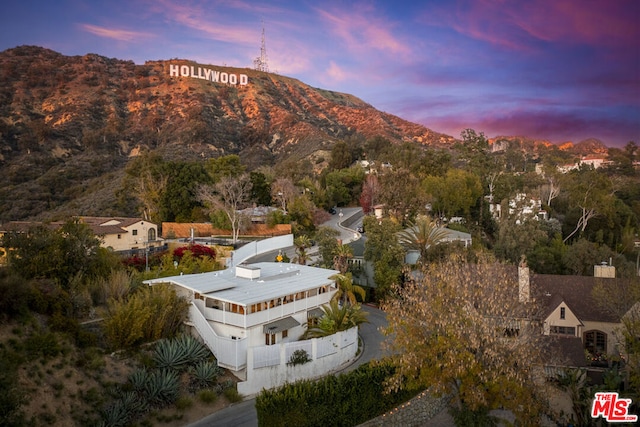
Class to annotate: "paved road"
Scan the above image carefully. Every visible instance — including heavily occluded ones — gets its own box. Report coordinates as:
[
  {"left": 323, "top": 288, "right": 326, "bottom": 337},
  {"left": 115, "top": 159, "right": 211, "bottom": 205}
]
[{"left": 186, "top": 304, "right": 388, "bottom": 427}]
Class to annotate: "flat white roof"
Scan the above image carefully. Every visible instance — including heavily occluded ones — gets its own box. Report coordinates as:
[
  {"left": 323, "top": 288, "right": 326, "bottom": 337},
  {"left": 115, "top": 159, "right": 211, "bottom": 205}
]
[{"left": 144, "top": 262, "right": 339, "bottom": 306}]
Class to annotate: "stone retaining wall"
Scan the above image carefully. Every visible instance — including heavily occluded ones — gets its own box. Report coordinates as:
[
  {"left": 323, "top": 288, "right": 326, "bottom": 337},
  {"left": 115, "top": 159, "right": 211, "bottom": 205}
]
[{"left": 359, "top": 391, "right": 450, "bottom": 427}]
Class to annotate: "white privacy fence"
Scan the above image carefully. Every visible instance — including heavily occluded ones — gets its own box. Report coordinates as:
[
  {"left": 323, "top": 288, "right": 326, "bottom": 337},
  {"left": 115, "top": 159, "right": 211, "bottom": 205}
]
[
  {"left": 238, "top": 327, "right": 359, "bottom": 396},
  {"left": 231, "top": 234, "right": 293, "bottom": 266}
]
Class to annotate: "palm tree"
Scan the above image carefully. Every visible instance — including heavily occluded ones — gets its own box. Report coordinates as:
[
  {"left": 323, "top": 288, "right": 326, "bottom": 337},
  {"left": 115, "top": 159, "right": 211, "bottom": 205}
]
[
  {"left": 332, "top": 243, "right": 353, "bottom": 273},
  {"left": 303, "top": 299, "right": 368, "bottom": 338},
  {"left": 294, "top": 235, "right": 312, "bottom": 265},
  {"left": 330, "top": 272, "right": 366, "bottom": 306},
  {"left": 397, "top": 215, "right": 449, "bottom": 264}
]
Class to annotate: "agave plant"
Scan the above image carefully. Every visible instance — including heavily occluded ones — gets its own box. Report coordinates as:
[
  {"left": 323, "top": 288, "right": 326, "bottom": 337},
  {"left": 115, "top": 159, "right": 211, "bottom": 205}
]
[
  {"left": 99, "top": 399, "right": 130, "bottom": 427},
  {"left": 153, "top": 334, "right": 211, "bottom": 370},
  {"left": 177, "top": 334, "right": 210, "bottom": 365},
  {"left": 128, "top": 367, "right": 150, "bottom": 393},
  {"left": 153, "top": 338, "right": 187, "bottom": 369},
  {"left": 144, "top": 368, "right": 180, "bottom": 406},
  {"left": 119, "top": 391, "right": 149, "bottom": 417},
  {"left": 190, "top": 360, "right": 223, "bottom": 390}
]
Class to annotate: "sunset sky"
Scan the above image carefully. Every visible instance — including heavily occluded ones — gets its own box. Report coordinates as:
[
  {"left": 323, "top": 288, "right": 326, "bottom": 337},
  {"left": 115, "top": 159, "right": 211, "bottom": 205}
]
[{"left": 1, "top": 0, "right": 639, "bottom": 147}]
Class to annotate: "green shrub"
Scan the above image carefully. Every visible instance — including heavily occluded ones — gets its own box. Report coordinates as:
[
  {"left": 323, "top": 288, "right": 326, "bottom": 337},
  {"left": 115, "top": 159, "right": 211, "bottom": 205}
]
[
  {"left": 287, "top": 349, "right": 311, "bottom": 366},
  {"left": 25, "top": 331, "right": 61, "bottom": 359},
  {"left": 175, "top": 396, "right": 193, "bottom": 411},
  {"left": 223, "top": 387, "right": 242, "bottom": 403},
  {"left": 103, "top": 285, "right": 189, "bottom": 350},
  {"left": 255, "top": 362, "right": 420, "bottom": 427},
  {"left": 197, "top": 389, "right": 218, "bottom": 404}
]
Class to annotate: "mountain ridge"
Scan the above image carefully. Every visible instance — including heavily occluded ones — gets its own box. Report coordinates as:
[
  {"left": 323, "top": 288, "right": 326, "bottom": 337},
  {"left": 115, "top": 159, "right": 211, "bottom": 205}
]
[{"left": 0, "top": 45, "right": 612, "bottom": 222}]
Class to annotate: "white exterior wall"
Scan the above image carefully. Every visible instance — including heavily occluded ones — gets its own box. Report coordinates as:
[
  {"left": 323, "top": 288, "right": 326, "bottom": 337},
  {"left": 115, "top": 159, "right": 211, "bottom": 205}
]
[
  {"left": 231, "top": 234, "right": 294, "bottom": 266},
  {"left": 544, "top": 303, "right": 581, "bottom": 336},
  {"left": 237, "top": 327, "right": 359, "bottom": 396}
]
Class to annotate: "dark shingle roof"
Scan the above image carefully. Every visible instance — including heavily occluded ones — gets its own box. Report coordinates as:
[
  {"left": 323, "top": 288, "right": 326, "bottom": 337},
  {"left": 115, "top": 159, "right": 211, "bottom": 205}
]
[{"left": 531, "top": 274, "right": 636, "bottom": 323}]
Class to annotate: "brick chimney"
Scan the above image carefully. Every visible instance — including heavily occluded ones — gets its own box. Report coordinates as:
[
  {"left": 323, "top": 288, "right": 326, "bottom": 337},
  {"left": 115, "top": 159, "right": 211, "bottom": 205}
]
[{"left": 518, "top": 256, "right": 530, "bottom": 303}]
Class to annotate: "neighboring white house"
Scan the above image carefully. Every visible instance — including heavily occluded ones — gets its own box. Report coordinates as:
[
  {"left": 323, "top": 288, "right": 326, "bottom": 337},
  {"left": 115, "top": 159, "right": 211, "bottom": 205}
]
[{"left": 144, "top": 256, "right": 360, "bottom": 395}]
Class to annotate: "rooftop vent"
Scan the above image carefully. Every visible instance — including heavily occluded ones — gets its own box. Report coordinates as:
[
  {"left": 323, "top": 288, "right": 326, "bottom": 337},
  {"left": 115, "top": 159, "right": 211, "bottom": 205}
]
[{"left": 236, "top": 265, "right": 261, "bottom": 280}]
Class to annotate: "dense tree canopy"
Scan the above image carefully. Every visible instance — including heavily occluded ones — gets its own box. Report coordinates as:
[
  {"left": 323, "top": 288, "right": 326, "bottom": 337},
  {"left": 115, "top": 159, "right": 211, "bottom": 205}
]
[{"left": 383, "top": 255, "right": 549, "bottom": 424}]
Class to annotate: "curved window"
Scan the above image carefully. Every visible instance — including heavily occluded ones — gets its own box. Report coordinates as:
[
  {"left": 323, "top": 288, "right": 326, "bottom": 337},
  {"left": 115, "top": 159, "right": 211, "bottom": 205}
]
[
  {"left": 147, "top": 228, "right": 156, "bottom": 242},
  {"left": 584, "top": 330, "right": 607, "bottom": 355}
]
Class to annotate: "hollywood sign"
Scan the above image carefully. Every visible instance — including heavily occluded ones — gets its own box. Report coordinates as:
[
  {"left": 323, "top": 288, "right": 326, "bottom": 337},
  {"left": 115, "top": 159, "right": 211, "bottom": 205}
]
[{"left": 169, "top": 64, "right": 249, "bottom": 86}]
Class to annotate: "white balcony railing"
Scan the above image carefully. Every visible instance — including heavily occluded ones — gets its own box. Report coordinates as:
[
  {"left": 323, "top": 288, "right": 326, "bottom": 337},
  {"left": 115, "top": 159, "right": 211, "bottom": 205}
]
[{"left": 199, "top": 292, "right": 334, "bottom": 329}]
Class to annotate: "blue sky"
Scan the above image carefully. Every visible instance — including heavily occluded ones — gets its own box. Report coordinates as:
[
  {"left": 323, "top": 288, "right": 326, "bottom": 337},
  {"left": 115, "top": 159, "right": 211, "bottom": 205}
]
[{"left": 1, "top": 0, "right": 639, "bottom": 147}]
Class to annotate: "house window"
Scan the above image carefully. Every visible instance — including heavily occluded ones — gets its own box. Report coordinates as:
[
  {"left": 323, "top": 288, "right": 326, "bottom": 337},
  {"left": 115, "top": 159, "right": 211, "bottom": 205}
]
[
  {"left": 584, "top": 330, "right": 607, "bottom": 355},
  {"left": 132, "top": 229, "right": 138, "bottom": 236},
  {"left": 147, "top": 228, "right": 156, "bottom": 242},
  {"left": 550, "top": 326, "right": 575, "bottom": 336},
  {"left": 117, "top": 234, "right": 121, "bottom": 239},
  {"left": 560, "top": 307, "right": 565, "bottom": 319},
  {"left": 265, "top": 334, "right": 276, "bottom": 346},
  {"left": 282, "top": 330, "right": 288, "bottom": 339}
]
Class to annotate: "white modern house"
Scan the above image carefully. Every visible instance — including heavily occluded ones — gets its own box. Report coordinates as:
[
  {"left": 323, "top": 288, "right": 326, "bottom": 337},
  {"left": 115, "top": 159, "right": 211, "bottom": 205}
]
[{"left": 145, "top": 240, "right": 360, "bottom": 395}]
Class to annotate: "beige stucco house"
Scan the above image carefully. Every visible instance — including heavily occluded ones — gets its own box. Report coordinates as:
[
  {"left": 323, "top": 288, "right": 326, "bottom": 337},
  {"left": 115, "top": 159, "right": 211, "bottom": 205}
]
[{"left": 79, "top": 216, "right": 163, "bottom": 254}]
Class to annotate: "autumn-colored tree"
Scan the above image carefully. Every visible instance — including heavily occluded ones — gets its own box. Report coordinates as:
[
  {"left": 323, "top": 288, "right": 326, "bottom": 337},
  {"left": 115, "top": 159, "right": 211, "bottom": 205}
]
[
  {"left": 359, "top": 174, "right": 379, "bottom": 214},
  {"left": 383, "top": 255, "right": 549, "bottom": 424}
]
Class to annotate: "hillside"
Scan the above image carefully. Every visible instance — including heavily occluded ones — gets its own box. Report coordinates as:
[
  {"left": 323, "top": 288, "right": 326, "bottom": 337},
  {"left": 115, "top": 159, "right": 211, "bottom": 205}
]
[
  {"left": 0, "top": 46, "right": 458, "bottom": 222},
  {"left": 0, "top": 46, "right": 610, "bottom": 222}
]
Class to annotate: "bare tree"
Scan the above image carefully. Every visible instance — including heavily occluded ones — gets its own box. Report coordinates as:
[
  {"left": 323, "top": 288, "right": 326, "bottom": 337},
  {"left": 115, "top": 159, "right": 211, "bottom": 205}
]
[
  {"left": 198, "top": 174, "right": 252, "bottom": 243},
  {"left": 562, "top": 169, "right": 615, "bottom": 243},
  {"left": 131, "top": 168, "right": 168, "bottom": 223},
  {"left": 271, "top": 177, "right": 296, "bottom": 214}
]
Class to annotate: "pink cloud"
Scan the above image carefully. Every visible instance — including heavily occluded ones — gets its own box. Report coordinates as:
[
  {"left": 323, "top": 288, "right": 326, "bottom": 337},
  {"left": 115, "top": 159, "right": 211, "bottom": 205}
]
[
  {"left": 79, "top": 24, "right": 154, "bottom": 42},
  {"left": 152, "top": 0, "right": 256, "bottom": 45},
  {"left": 422, "top": 0, "right": 639, "bottom": 52},
  {"left": 315, "top": 4, "right": 411, "bottom": 58},
  {"left": 325, "top": 60, "right": 350, "bottom": 82}
]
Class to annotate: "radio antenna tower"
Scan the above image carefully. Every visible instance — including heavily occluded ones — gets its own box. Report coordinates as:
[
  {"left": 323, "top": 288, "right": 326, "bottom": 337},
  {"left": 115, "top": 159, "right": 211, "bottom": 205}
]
[{"left": 253, "top": 21, "right": 269, "bottom": 73}]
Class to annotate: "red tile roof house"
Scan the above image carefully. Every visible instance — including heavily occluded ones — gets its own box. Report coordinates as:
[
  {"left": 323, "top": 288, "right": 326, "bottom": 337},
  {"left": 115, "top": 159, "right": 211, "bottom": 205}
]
[
  {"left": 78, "top": 217, "right": 164, "bottom": 255},
  {"left": 1, "top": 217, "right": 164, "bottom": 256}
]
